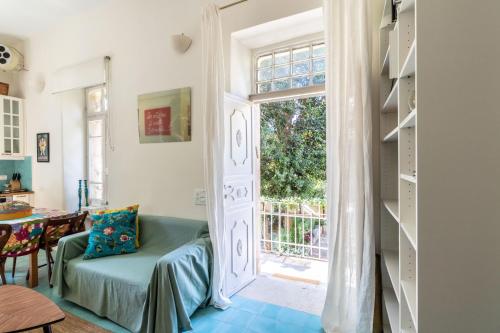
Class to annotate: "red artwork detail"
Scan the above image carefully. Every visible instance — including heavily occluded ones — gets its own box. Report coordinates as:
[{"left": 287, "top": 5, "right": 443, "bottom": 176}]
[{"left": 144, "top": 107, "right": 171, "bottom": 136}]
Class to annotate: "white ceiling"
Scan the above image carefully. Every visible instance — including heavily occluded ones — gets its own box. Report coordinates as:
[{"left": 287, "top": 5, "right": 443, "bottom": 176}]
[
  {"left": 232, "top": 8, "right": 323, "bottom": 49},
  {"left": 0, "top": 0, "right": 111, "bottom": 39}
]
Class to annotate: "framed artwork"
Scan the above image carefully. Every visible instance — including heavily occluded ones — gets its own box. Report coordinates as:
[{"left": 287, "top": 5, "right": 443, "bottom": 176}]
[
  {"left": 0, "top": 82, "right": 8, "bottom": 96},
  {"left": 138, "top": 87, "right": 191, "bottom": 143},
  {"left": 36, "top": 133, "right": 50, "bottom": 162}
]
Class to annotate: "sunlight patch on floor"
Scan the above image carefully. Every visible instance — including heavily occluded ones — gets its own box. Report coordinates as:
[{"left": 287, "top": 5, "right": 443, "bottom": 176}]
[{"left": 237, "top": 253, "right": 328, "bottom": 316}]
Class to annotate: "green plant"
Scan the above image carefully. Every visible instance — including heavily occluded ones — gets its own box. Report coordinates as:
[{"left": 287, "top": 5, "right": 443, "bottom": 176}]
[{"left": 260, "top": 96, "right": 326, "bottom": 200}]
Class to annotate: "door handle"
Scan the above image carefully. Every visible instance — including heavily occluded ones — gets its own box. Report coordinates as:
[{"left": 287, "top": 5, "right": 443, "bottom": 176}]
[{"left": 255, "top": 146, "right": 259, "bottom": 160}]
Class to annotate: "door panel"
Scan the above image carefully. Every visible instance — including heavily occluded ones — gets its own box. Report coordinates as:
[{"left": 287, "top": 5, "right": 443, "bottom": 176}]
[
  {"left": 223, "top": 179, "right": 253, "bottom": 207},
  {"left": 225, "top": 206, "right": 254, "bottom": 295},
  {"left": 223, "top": 94, "right": 256, "bottom": 296}
]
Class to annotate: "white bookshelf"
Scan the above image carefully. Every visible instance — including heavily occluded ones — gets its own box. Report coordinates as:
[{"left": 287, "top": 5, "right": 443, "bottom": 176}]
[
  {"left": 379, "top": 0, "right": 417, "bottom": 331},
  {"left": 379, "top": 2, "right": 500, "bottom": 332}
]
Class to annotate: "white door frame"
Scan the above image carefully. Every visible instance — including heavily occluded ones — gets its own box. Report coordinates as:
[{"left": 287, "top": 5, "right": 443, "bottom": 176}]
[{"left": 252, "top": 103, "right": 261, "bottom": 275}]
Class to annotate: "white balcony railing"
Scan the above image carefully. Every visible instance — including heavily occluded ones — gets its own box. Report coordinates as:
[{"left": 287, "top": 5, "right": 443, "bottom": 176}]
[{"left": 260, "top": 200, "right": 328, "bottom": 261}]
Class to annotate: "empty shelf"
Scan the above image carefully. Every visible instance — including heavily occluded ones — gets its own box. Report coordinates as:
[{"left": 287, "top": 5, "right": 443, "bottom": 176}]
[
  {"left": 400, "top": 40, "right": 416, "bottom": 78},
  {"left": 381, "top": 46, "right": 390, "bottom": 75},
  {"left": 383, "top": 250, "right": 400, "bottom": 301},
  {"left": 383, "top": 127, "right": 398, "bottom": 142},
  {"left": 400, "top": 109, "right": 416, "bottom": 128},
  {"left": 383, "top": 199, "right": 399, "bottom": 222},
  {"left": 402, "top": 222, "right": 417, "bottom": 250},
  {"left": 383, "top": 288, "right": 399, "bottom": 333},
  {"left": 401, "top": 280, "right": 417, "bottom": 329},
  {"left": 399, "top": 0, "right": 415, "bottom": 13},
  {"left": 382, "top": 81, "right": 399, "bottom": 113},
  {"left": 401, "top": 173, "right": 416, "bottom": 183}
]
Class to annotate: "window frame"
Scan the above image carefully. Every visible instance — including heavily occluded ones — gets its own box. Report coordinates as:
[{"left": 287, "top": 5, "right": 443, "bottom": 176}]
[
  {"left": 85, "top": 85, "right": 108, "bottom": 207},
  {"left": 252, "top": 37, "right": 326, "bottom": 96}
]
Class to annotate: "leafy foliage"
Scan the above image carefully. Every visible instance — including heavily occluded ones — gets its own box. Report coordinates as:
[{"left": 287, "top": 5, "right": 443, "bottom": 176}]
[{"left": 260, "top": 96, "right": 326, "bottom": 199}]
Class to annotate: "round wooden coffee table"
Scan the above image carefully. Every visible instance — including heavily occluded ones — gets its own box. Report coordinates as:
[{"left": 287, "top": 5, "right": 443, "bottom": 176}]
[{"left": 0, "top": 285, "right": 65, "bottom": 332}]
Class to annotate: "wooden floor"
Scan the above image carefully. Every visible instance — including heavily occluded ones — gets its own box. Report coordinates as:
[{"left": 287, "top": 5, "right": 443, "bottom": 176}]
[{"left": 26, "top": 311, "right": 110, "bottom": 333}]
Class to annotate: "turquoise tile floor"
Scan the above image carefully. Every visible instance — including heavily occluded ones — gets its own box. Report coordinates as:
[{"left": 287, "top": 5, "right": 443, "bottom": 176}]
[
  {"left": 189, "top": 296, "right": 323, "bottom": 333},
  {"left": 6, "top": 253, "right": 324, "bottom": 333}
]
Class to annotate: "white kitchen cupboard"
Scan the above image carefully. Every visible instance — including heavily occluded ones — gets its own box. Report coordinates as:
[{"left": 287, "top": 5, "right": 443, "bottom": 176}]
[
  {"left": 0, "top": 96, "right": 24, "bottom": 158},
  {"left": 379, "top": 0, "right": 500, "bottom": 332},
  {"left": 12, "top": 193, "right": 34, "bottom": 206}
]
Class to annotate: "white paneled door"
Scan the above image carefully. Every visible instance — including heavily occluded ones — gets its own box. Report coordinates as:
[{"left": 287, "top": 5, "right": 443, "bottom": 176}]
[{"left": 223, "top": 94, "right": 257, "bottom": 296}]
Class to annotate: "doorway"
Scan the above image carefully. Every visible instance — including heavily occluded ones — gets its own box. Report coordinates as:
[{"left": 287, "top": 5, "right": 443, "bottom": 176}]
[{"left": 237, "top": 96, "right": 328, "bottom": 315}]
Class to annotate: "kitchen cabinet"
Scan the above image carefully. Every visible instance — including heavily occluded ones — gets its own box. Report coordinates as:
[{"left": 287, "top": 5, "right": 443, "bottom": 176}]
[
  {"left": 0, "top": 96, "right": 24, "bottom": 158},
  {"left": 13, "top": 193, "right": 34, "bottom": 206},
  {"left": 0, "top": 191, "right": 35, "bottom": 206}
]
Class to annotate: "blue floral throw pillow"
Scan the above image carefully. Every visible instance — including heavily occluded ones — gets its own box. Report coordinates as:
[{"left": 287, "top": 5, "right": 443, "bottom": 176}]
[{"left": 83, "top": 209, "right": 138, "bottom": 260}]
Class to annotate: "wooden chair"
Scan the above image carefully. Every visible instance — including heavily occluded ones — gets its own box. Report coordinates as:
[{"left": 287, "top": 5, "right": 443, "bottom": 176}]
[
  {"left": 0, "top": 224, "right": 12, "bottom": 285},
  {"left": 39, "top": 211, "right": 88, "bottom": 287},
  {"left": 3, "top": 220, "right": 47, "bottom": 284}
]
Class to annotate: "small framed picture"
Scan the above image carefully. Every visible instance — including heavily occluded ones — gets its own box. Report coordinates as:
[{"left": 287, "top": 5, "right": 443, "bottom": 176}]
[
  {"left": 0, "top": 82, "right": 8, "bottom": 96},
  {"left": 36, "top": 133, "right": 50, "bottom": 162},
  {"left": 138, "top": 87, "right": 191, "bottom": 143}
]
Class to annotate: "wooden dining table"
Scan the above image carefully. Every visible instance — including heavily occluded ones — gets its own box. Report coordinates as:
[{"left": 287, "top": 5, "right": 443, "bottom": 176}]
[{"left": 0, "top": 208, "right": 68, "bottom": 288}]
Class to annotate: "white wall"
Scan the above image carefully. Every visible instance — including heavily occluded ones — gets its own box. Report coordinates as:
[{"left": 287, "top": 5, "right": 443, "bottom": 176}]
[
  {"left": 22, "top": 0, "right": 205, "bottom": 217},
  {"left": 60, "top": 89, "right": 86, "bottom": 212},
  {"left": 229, "top": 37, "right": 252, "bottom": 97},
  {"left": 20, "top": 0, "right": 321, "bottom": 218}
]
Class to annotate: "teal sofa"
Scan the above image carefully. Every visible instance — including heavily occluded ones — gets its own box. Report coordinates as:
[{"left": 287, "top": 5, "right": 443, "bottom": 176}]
[{"left": 51, "top": 215, "right": 212, "bottom": 333}]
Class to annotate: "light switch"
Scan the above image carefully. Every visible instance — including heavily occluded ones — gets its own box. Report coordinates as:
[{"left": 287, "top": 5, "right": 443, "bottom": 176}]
[
  {"left": 0, "top": 175, "right": 7, "bottom": 181},
  {"left": 193, "top": 189, "right": 207, "bottom": 206}
]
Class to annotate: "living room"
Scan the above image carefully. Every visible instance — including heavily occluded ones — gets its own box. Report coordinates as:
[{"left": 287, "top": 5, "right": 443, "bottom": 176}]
[{"left": 1, "top": 0, "right": 499, "bottom": 333}]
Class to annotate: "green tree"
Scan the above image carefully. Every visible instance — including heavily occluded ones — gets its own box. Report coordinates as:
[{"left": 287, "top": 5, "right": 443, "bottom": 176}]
[{"left": 260, "top": 96, "right": 326, "bottom": 199}]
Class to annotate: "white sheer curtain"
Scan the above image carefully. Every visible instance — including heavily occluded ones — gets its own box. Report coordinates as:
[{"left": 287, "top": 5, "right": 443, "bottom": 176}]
[
  {"left": 321, "top": 0, "right": 375, "bottom": 332},
  {"left": 201, "top": 3, "right": 231, "bottom": 309}
]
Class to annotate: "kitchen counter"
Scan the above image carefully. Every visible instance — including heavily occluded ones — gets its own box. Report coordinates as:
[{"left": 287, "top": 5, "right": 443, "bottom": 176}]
[{"left": 0, "top": 191, "right": 34, "bottom": 197}]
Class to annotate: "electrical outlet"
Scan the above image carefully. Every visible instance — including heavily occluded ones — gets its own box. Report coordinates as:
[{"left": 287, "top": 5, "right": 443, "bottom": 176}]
[
  {"left": 0, "top": 175, "right": 7, "bottom": 181},
  {"left": 193, "top": 189, "right": 207, "bottom": 206}
]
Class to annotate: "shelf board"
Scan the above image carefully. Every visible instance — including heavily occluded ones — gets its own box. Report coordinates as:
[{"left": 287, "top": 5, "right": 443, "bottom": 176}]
[
  {"left": 383, "top": 288, "right": 399, "bottom": 333},
  {"left": 379, "top": 0, "right": 395, "bottom": 30},
  {"left": 383, "top": 126, "right": 398, "bottom": 142},
  {"left": 399, "top": 0, "right": 415, "bottom": 14},
  {"left": 383, "top": 250, "right": 400, "bottom": 301},
  {"left": 400, "top": 109, "right": 416, "bottom": 128},
  {"left": 382, "top": 81, "right": 398, "bottom": 113},
  {"left": 401, "top": 222, "right": 417, "bottom": 250},
  {"left": 401, "top": 280, "right": 417, "bottom": 329},
  {"left": 383, "top": 199, "right": 399, "bottom": 223},
  {"left": 381, "top": 46, "right": 390, "bottom": 75},
  {"left": 400, "top": 40, "right": 416, "bottom": 78},
  {"left": 401, "top": 173, "right": 416, "bottom": 183}
]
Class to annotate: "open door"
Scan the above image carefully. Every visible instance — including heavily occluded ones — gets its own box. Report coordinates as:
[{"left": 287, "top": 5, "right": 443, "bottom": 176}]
[{"left": 223, "top": 93, "right": 257, "bottom": 296}]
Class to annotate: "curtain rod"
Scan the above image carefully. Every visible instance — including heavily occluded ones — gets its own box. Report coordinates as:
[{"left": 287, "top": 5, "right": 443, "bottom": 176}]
[{"left": 219, "top": 0, "right": 248, "bottom": 10}]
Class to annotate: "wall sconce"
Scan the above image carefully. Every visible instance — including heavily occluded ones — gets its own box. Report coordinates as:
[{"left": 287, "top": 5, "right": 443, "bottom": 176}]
[
  {"left": 171, "top": 33, "right": 192, "bottom": 54},
  {"left": 27, "top": 73, "right": 46, "bottom": 93}
]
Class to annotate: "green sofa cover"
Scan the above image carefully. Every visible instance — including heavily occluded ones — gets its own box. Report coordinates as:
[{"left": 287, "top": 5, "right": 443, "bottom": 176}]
[{"left": 51, "top": 215, "right": 212, "bottom": 333}]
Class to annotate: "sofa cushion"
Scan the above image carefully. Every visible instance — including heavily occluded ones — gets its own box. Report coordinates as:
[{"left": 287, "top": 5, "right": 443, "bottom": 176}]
[
  {"left": 84, "top": 209, "right": 137, "bottom": 259},
  {"left": 92, "top": 204, "right": 141, "bottom": 248}
]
